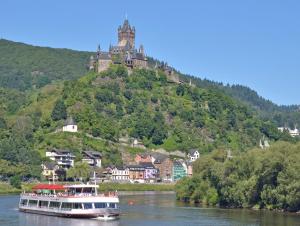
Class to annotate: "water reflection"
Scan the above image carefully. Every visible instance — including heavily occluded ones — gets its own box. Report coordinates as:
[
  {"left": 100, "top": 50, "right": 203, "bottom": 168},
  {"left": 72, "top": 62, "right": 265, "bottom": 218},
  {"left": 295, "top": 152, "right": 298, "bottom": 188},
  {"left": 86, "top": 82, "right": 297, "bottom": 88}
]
[
  {"left": 1, "top": 193, "right": 299, "bottom": 226},
  {"left": 19, "top": 213, "right": 120, "bottom": 226}
]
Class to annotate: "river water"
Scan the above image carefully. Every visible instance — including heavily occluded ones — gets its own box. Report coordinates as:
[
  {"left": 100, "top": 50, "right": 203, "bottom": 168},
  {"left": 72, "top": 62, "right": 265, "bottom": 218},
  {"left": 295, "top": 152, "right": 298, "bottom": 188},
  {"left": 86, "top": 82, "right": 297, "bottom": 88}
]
[{"left": 0, "top": 192, "right": 299, "bottom": 226}]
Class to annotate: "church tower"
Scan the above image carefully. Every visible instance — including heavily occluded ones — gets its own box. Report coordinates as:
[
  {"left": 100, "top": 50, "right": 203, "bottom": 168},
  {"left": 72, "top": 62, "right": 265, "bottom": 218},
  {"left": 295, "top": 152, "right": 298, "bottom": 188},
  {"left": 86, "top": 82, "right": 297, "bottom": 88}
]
[{"left": 118, "top": 19, "right": 135, "bottom": 49}]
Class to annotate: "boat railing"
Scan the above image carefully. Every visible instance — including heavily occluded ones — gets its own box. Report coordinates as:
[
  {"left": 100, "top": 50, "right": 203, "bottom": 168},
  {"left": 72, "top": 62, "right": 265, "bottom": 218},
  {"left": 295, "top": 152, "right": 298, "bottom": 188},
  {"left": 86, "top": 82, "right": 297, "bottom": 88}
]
[{"left": 21, "top": 191, "right": 118, "bottom": 198}]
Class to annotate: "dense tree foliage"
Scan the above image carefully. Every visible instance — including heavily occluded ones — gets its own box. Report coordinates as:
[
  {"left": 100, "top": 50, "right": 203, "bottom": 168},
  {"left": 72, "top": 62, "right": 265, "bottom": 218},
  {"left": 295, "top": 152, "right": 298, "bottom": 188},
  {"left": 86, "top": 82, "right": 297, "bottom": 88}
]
[
  {"left": 181, "top": 75, "right": 300, "bottom": 127},
  {"left": 0, "top": 39, "right": 91, "bottom": 90},
  {"left": 51, "top": 99, "right": 67, "bottom": 121},
  {"left": 175, "top": 142, "right": 300, "bottom": 212},
  {"left": 67, "top": 162, "right": 91, "bottom": 182},
  {"left": 55, "top": 65, "right": 295, "bottom": 153}
]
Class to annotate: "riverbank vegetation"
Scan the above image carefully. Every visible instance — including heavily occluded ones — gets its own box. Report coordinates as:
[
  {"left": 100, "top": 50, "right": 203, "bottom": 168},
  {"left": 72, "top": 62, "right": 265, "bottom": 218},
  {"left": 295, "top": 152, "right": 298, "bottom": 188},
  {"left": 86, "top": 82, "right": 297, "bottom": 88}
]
[
  {"left": 97, "top": 183, "right": 174, "bottom": 192},
  {"left": 175, "top": 142, "right": 300, "bottom": 212},
  {"left": 0, "top": 182, "right": 174, "bottom": 195}
]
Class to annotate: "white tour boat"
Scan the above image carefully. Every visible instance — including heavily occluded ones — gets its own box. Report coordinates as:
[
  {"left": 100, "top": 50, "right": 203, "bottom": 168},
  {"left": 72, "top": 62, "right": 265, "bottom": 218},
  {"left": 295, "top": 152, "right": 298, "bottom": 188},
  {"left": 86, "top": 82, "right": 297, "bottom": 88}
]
[{"left": 19, "top": 184, "right": 120, "bottom": 220}]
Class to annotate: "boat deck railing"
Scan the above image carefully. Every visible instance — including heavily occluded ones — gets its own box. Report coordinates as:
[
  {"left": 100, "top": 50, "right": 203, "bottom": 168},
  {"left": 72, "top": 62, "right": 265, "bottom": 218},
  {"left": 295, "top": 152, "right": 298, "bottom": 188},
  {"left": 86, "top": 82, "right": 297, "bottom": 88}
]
[{"left": 21, "top": 192, "right": 118, "bottom": 198}]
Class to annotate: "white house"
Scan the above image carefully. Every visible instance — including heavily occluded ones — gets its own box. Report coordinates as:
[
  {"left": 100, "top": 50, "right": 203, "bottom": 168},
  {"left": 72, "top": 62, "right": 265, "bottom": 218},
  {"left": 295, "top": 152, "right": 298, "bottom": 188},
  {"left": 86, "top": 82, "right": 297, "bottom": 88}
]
[
  {"left": 82, "top": 150, "right": 102, "bottom": 168},
  {"left": 278, "top": 127, "right": 299, "bottom": 137},
  {"left": 45, "top": 149, "right": 75, "bottom": 169},
  {"left": 111, "top": 166, "right": 129, "bottom": 181},
  {"left": 187, "top": 149, "right": 200, "bottom": 162},
  {"left": 63, "top": 117, "right": 78, "bottom": 133}
]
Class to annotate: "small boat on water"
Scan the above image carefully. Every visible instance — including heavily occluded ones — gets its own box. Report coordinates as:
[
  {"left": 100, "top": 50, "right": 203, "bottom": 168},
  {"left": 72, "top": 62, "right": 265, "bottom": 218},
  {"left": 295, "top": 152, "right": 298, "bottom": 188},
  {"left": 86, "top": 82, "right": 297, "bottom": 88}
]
[{"left": 19, "top": 184, "right": 120, "bottom": 220}]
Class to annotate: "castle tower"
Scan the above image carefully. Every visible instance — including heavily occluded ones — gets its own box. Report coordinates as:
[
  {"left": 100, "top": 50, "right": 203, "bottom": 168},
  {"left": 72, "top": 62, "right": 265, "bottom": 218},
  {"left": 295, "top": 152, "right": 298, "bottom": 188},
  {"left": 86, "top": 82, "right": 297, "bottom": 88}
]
[
  {"left": 139, "top": 45, "right": 145, "bottom": 56},
  {"left": 118, "top": 19, "right": 135, "bottom": 49},
  {"left": 96, "top": 44, "right": 101, "bottom": 59}
]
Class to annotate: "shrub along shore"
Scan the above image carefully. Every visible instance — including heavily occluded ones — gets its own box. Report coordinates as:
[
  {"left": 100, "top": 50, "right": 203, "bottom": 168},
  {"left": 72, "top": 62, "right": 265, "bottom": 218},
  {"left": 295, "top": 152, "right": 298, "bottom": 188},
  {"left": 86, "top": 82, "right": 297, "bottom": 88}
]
[
  {"left": 175, "top": 142, "right": 300, "bottom": 213},
  {"left": 0, "top": 182, "right": 175, "bottom": 195}
]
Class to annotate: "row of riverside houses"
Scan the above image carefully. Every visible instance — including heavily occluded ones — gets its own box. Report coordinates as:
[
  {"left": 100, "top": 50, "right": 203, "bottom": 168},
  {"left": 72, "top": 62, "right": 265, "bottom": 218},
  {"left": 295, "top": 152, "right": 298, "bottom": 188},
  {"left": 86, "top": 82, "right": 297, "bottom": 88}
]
[
  {"left": 41, "top": 147, "right": 200, "bottom": 183},
  {"left": 106, "top": 150, "right": 200, "bottom": 183},
  {"left": 41, "top": 148, "right": 102, "bottom": 181}
]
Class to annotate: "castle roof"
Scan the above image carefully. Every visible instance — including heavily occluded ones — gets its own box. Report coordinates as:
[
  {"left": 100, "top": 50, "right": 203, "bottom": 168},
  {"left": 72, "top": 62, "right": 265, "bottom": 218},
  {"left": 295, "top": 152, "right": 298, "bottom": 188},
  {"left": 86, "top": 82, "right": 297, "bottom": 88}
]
[
  {"left": 98, "top": 52, "right": 112, "bottom": 60},
  {"left": 119, "top": 19, "right": 135, "bottom": 32},
  {"left": 132, "top": 52, "right": 146, "bottom": 61}
]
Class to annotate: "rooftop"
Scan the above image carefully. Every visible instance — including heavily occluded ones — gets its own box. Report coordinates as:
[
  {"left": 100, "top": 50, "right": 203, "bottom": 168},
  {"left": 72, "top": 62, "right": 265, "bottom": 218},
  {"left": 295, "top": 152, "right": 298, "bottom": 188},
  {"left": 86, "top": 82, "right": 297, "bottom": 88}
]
[{"left": 64, "top": 117, "right": 76, "bottom": 126}]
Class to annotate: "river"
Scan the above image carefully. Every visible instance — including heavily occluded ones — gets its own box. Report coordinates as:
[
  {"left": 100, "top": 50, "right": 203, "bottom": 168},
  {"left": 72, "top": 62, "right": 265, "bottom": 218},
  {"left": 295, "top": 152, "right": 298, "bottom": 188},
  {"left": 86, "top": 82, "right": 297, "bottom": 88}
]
[{"left": 0, "top": 192, "right": 299, "bottom": 226}]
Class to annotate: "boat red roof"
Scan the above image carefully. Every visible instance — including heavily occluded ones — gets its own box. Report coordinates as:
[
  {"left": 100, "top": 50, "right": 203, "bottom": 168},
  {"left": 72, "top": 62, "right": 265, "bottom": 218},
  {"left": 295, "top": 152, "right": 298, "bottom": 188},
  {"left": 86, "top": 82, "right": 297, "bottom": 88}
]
[{"left": 32, "top": 184, "right": 65, "bottom": 190}]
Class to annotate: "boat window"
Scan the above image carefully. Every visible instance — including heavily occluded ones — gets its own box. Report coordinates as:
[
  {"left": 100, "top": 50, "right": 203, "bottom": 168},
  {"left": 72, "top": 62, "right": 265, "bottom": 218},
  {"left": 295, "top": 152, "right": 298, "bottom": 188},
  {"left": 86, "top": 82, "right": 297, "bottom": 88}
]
[
  {"left": 108, "top": 203, "right": 118, "bottom": 209},
  {"left": 83, "top": 203, "right": 93, "bottom": 209},
  {"left": 72, "top": 203, "right": 82, "bottom": 209},
  {"left": 39, "top": 201, "right": 49, "bottom": 208},
  {"left": 61, "top": 202, "right": 72, "bottom": 210},
  {"left": 94, "top": 203, "right": 106, "bottom": 208},
  {"left": 49, "top": 201, "right": 60, "bottom": 208},
  {"left": 28, "top": 200, "right": 38, "bottom": 206},
  {"left": 20, "top": 199, "right": 28, "bottom": 206}
]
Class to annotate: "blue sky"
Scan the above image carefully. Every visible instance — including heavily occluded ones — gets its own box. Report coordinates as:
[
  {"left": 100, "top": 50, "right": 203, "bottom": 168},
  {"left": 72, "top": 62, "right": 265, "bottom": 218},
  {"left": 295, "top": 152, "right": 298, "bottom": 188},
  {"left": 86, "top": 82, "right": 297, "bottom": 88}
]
[{"left": 1, "top": 0, "right": 299, "bottom": 105}]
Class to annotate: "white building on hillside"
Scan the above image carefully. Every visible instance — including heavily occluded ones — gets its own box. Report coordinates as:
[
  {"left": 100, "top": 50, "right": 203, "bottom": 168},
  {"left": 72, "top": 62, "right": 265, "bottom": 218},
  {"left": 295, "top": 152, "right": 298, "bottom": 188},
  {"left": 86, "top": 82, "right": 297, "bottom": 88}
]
[
  {"left": 46, "top": 149, "right": 75, "bottom": 169},
  {"left": 63, "top": 117, "right": 78, "bottom": 133},
  {"left": 187, "top": 149, "right": 200, "bottom": 162},
  {"left": 82, "top": 150, "right": 102, "bottom": 168},
  {"left": 278, "top": 127, "right": 299, "bottom": 137},
  {"left": 111, "top": 166, "right": 129, "bottom": 181}
]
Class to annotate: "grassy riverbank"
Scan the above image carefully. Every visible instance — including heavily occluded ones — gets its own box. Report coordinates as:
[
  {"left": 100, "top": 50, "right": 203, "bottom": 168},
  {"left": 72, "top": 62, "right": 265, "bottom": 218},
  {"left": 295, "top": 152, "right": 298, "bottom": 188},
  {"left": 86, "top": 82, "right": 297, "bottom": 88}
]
[
  {"left": 0, "top": 183, "right": 21, "bottom": 195},
  {"left": 0, "top": 182, "right": 174, "bottom": 195},
  {"left": 98, "top": 183, "right": 174, "bottom": 192}
]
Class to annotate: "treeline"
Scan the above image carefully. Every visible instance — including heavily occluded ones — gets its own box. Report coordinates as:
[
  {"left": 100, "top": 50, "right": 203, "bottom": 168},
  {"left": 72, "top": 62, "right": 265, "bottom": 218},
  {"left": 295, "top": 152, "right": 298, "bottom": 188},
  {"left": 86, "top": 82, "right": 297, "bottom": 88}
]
[
  {"left": 0, "top": 121, "right": 42, "bottom": 187},
  {"left": 175, "top": 142, "right": 300, "bottom": 212},
  {"left": 181, "top": 74, "right": 300, "bottom": 127},
  {"left": 0, "top": 39, "right": 91, "bottom": 90}
]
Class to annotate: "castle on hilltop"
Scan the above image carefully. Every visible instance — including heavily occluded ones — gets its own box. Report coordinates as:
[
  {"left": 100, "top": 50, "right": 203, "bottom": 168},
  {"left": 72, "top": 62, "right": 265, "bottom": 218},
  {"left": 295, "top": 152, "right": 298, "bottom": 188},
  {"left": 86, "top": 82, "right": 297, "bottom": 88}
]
[{"left": 89, "top": 19, "right": 148, "bottom": 72}]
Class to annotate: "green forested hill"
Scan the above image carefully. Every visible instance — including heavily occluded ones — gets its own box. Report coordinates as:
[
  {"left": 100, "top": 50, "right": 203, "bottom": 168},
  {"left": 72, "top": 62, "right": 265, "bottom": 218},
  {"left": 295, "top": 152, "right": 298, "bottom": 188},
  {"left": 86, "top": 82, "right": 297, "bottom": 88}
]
[
  {"left": 0, "top": 40, "right": 299, "bottom": 180},
  {"left": 181, "top": 74, "right": 300, "bottom": 127},
  {"left": 0, "top": 65, "right": 295, "bottom": 171},
  {"left": 0, "top": 38, "right": 299, "bottom": 128},
  {"left": 0, "top": 39, "right": 91, "bottom": 90}
]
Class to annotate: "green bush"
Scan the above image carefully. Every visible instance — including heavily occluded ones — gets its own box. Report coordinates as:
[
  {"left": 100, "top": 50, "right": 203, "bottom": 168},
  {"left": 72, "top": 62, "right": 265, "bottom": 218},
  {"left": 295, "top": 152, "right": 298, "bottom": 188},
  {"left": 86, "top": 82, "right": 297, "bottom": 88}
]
[{"left": 10, "top": 175, "right": 21, "bottom": 189}]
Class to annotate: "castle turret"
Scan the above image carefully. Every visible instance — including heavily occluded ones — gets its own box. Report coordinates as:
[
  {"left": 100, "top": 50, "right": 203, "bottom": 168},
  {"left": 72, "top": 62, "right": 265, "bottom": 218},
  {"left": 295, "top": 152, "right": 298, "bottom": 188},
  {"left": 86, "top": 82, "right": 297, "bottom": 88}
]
[
  {"left": 118, "top": 19, "right": 135, "bottom": 49},
  {"left": 96, "top": 44, "right": 101, "bottom": 59},
  {"left": 139, "top": 45, "right": 145, "bottom": 56},
  {"left": 89, "top": 55, "right": 95, "bottom": 71}
]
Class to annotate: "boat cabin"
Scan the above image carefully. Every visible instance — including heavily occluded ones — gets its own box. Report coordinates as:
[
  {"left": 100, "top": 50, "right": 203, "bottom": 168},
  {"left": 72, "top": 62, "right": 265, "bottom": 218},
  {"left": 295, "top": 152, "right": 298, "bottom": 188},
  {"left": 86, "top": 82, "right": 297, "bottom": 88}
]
[
  {"left": 31, "top": 184, "right": 99, "bottom": 196},
  {"left": 64, "top": 184, "right": 98, "bottom": 196}
]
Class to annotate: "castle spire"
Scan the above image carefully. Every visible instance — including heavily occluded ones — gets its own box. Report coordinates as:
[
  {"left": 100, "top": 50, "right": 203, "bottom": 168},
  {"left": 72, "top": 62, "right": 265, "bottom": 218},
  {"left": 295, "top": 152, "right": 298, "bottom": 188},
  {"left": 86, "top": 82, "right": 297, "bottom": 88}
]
[{"left": 96, "top": 44, "right": 101, "bottom": 59}]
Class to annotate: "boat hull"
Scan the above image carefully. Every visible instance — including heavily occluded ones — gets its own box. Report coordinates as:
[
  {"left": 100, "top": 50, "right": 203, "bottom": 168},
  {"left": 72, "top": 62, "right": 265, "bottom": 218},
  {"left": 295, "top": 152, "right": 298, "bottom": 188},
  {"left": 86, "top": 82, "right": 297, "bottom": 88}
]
[{"left": 19, "top": 206, "right": 120, "bottom": 220}]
